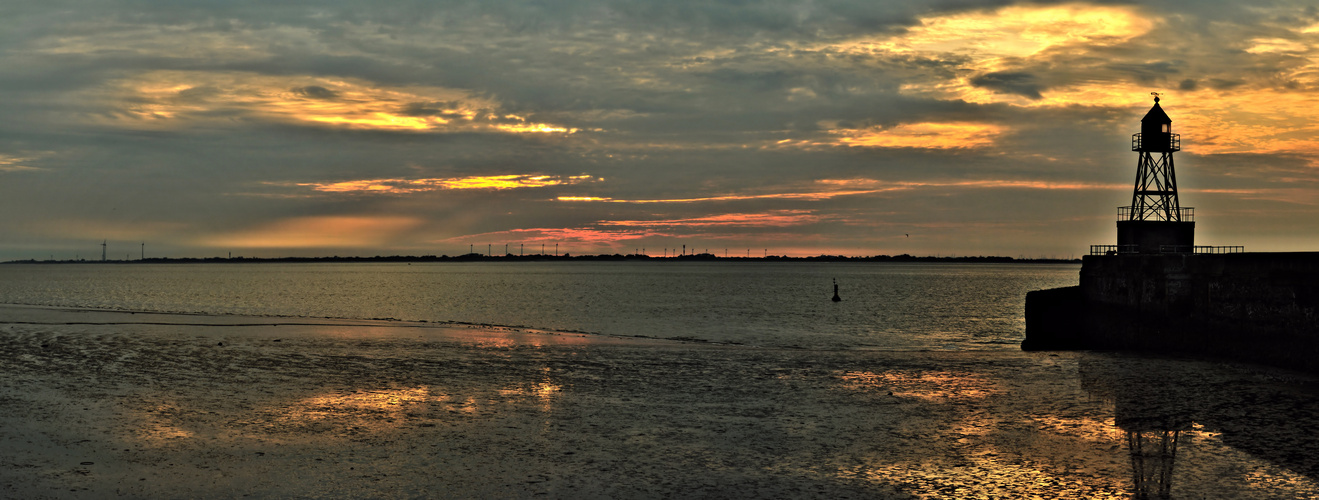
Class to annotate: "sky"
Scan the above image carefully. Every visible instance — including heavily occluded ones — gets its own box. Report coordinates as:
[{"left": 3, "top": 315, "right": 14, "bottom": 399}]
[{"left": 2, "top": 0, "right": 1318, "bottom": 259}]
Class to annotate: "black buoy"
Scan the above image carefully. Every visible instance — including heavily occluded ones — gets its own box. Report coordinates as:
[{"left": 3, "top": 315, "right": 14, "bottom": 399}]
[{"left": 832, "top": 278, "right": 841, "bottom": 302}]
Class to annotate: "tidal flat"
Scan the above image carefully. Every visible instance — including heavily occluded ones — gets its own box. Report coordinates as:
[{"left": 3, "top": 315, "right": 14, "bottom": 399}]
[{"left": 1, "top": 305, "right": 1317, "bottom": 499}]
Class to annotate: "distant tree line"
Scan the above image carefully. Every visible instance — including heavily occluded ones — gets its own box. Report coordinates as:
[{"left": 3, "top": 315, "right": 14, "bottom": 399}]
[{"left": 4, "top": 253, "right": 1080, "bottom": 264}]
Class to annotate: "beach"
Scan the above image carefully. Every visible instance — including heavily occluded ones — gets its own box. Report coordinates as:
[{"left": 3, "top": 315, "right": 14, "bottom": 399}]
[{"left": 2, "top": 304, "right": 1318, "bottom": 499}]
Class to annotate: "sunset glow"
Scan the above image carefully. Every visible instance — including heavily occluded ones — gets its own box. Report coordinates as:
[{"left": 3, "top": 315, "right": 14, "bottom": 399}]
[
  {"left": 8, "top": 3, "right": 1319, "bottom": 499},
  {"left": 600, "top": 210, "right": 826, "bottom": 228},
  {"left": 197, "top": 216, "right": 423, "bottom": 249},
  {"left": 296, "top": 175, "right": 598, "bottom": 194},
  {"left": 94, "top": 71, "right": 577, "bottom": 135},
  {"left": 828, "top": 122, "right": 1006, "bottom": 149},
  {"left": 3, "top": 0, "right": 1317, "bottom": 259}
]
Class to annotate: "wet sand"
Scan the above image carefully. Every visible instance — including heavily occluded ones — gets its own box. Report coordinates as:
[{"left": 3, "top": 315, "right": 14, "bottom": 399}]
[{"left": 2, "top": 305, "right": 1318, "bottom": 499}]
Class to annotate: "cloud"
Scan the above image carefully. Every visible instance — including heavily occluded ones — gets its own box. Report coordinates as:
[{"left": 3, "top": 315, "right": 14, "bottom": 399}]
[
  {"left": 2, "top": 0, "right": 1319, "bottom": 258},
  {"left": 0, "top": 154, "right": 41, "bottom": 172},
  {"left": 444, "top": 227, "right": 664, "bottom": 246},
  {"left": 291, "top": 85, "right": 338, "bottom": 100},
  {"left": 289, "top": 174, "right": 599, "bottom": 195},
  {"left": 599, "top": 210, "right": 827, "bottom": 228},
  {"left": 84, "top": 70, "right": 579, "bottom": 134},
  {"left": 969, "top": 71, "right": 1045, "bottom": 99},
  {"left": 825, "top": 122, "right": 1006, "bottom": 149}
]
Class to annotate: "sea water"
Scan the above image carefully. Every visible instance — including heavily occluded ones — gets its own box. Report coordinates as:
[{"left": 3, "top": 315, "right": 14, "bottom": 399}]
[{"left": 0, "top": 261, "right": 1078, "bottom": 350}]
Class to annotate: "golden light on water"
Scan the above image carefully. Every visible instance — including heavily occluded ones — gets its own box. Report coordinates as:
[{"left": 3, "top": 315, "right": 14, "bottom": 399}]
[
  {"left": 292, "top": 387, "right": 438, "bottom": 420},
  {"left": 837, "top": 370, "right": 1001, "bottom": 401},
  {"left": 840, "top": 457, "right": 1128, "bottom": 499}
]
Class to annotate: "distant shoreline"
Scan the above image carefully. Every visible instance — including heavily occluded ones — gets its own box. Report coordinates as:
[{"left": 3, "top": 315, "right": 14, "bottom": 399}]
[{"left": 3, "top": 253, "right": 1080, "bottom": 264}]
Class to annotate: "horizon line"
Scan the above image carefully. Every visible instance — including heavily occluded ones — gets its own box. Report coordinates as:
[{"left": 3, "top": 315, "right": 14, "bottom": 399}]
[{"left": 3, "top": 253, "right": 1082, "bottom": 264}]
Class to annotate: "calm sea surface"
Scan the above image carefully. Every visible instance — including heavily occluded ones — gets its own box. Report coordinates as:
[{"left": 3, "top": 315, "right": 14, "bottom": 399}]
[{"left": 0, "top": 262, "right": 1078, "bottom": 350}]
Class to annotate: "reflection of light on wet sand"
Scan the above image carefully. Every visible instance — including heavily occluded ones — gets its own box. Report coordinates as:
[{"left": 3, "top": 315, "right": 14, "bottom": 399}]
[
  {"left": 838, "top": 370, "right": 1000, "bottom": 400},
  {"left": 499, "top": 367, "right": 561, "bottom": 413},
  {"left": 270, "top": 386, "right": 445, "bottom": 432},
  {"left": 840, "top": 457, "right": 1127, "bottom": 499},
  {"left": 1242, "top": 466, "right": 1319, "bottom": 496},
  {"left": 474, "top": 337, "right": 519, "bottom": 349},
  {"left": 1031, "top": 415, "right": 1124, "bottom": 443},
  {"left": 459, "top": 396, "right": 478, "bottom": 414},
  {"left": 262, "top": 377, "right": 564, "bottom": 434},
  {"left": 297, "top": 387, "right": 440, "bottom": 415},
  {"left": 1173, "top": 423, "right": 1319, "bottom": 498},
  {"left": 498, "top": 383, "right": 561, "bottom": 399},
  {"left": 131, "top": 402, "right": 197, "bottom": 445},
  {"left": 831, "top": 368, "right": 1140, "bottom": 497},
  {"left": 464, "top": 328, "right": 593, "bottom": 348}
]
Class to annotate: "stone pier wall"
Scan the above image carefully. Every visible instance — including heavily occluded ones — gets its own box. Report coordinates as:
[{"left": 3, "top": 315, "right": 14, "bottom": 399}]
[{"left": 1024, "top": 252, "right": 1319, "bottom": 372}]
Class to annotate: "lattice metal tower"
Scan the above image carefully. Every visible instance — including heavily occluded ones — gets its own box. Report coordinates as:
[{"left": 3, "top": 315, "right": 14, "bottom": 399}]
[
  {"left": 1116, "top": 95, "right": 1195, "bottom": 254},
  {"left": 1128, "top": 94, "right": 1183, "bottom": 221}
]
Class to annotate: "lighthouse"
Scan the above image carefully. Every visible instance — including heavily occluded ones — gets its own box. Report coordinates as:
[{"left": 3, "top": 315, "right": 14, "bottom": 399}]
[{"left": 1116, "top": 94, "right": 1194, "bottom": 254}]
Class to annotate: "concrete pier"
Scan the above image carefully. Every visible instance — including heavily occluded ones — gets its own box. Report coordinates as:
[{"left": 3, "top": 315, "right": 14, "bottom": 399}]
[{"left": 1024, "top": 252, "right": 1319, "bottom": 372}]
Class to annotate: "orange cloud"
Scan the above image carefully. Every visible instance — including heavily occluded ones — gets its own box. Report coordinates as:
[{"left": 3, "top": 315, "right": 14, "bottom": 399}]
[
  {"left": 292, "top": 175, "right": 598, "bottom": 195},
  {"left": 825, "top": 122, "right": 1006, "bottom": 149},
  {"left": 932, "top": 179, "right": 1124, "bottom": 190},
  {"left": 1245, "top": 38, "right": 1310, "bottom": 54},
  {"left": 96, "top": 71, "right": 578, "bottom": 135},
  {"left": 555, "top": 188, "right": 891, "bottom": 204},
  {"left": 878, "top": 4, "right": 1153, "bottom": 59},
  {"left": 196, "top": 216, "right": 423, "bottom": 248},
  {"left": 444, "top": 211, "right": 831, "bottom": 248},
  {"left": 445, "top": 227, "right": 666, "bottom": 245},
  {"left": 824, "top": 4, "right": 1154, "bottom": 108},
  {"left": 0, "top": 154, "right": 40, "bottom": 172},
  {"left": 555, "top": 196, "right": 613, "bottom": 202},
  {"left": 825, "top": 4, "right": 1319, "bottom": 160},
  {"left": 599, "top": 210, "right": 825, "bottom": 228},
  {"left": 555, "top": 177, "right": 1117, "bottom": 206}
]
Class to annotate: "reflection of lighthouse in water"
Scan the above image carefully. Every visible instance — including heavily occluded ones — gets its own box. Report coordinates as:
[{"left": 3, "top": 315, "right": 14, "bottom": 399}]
[
  {"left": 1080, "top": 358, "right": 1192, "bottom": 500},
  {"left": 1121, "top": 414, "right": 1189, "bottom": 499}
]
